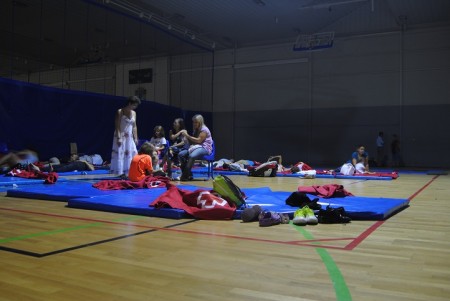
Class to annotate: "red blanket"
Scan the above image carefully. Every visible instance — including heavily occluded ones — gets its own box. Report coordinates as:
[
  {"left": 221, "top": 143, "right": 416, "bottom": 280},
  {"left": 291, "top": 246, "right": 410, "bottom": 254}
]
[
  {"left": 151, "top": 187, "right": 236, "bottom": 220},
  {"left": 7, "top": 168, "right": 58, "bottom": 184},
  {"left": 298, "top": 184, "right": 354, "bottom": 198},
  {"left": 93, "top": 176, "right": 172, "bottom": 190}
]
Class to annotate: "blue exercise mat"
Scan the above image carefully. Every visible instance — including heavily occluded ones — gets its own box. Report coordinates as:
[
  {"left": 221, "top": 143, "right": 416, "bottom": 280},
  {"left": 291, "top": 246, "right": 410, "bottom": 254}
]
[
  {"left": 0, "top": 176, "right": 68, "bottom": 192},
  {"left": 193, "top": 168, "right": 395, "bottom": 180},
  {"left": 6, "top": 181, "right": 408, "bottom": 220},
  {"left": 240, "top": 187, "right": 409, "bottom": 220},
  {"left": 58, "top": 169, "right": 110, "bottom": 176},
  {"left": 68, "top": 190, "right": 187, "bottom": 219}
]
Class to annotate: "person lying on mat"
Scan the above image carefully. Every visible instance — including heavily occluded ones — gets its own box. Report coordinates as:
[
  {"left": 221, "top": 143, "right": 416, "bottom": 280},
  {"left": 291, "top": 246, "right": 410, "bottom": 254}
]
[
  {"left": 128, "top": 142, "right": 159, "bottom": 182},
  {"left": 177, "top": 114, "right": 214, "bottom": 181},
  {"left": 350, "top": 144, "right": 373, "bottom": 173},
  {"left": 0, "top": 149, "right": 39, "bottom": 173},
  {"left": 30, "top": 157, "right": 95, "bottom": 173}
]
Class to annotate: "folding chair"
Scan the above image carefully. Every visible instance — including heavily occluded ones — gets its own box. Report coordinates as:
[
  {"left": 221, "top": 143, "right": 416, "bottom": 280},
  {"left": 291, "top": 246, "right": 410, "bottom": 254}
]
[{"left": 200, "top": 142, "right": 215, "bottom": 179}]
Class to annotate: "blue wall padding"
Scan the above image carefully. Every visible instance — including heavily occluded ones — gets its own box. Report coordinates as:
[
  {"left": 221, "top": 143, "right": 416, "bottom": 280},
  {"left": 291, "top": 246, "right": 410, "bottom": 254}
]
[
  {"left": 0, "top": 77, "right": 211, "bottom": 162},
  {"left": 7, "top": 181, "right": 408, "bottom": 220}
]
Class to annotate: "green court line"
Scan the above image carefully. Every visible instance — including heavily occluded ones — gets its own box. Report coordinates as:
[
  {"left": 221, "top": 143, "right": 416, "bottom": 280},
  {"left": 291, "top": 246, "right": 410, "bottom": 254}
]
[
  {"left": 292, "top": 223, "right": 352, "bottom": 301},
  {"left": 0, "top": 215, "right": 145, "bottom": 244}
]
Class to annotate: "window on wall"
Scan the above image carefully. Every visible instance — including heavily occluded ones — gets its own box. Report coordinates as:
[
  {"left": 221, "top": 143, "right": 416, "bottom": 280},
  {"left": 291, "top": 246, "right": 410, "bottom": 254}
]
[{"left": 129, "top": 68, "right": 153, "bottom": 84}]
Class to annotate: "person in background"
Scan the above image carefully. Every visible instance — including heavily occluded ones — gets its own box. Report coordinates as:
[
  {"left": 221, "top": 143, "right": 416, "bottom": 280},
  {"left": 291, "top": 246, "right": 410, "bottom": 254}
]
[
  {"left": 352, "top": 144, "right": 370, "bottom": 173},
  {"left": 30, "top": 156, "right": 95, "bottom": 173},
  {"left": 391, "top": 134, "right": 401, "bottom": 167},
  {"left": 0, "top": 148, "right": 39, "bottom": 173},
  {"left": 376, "top": 131, "right": 385, "bottom": 167},
  {"left": 178, "top": 114, "right": 213, "bottom": 181},
  {"left": 110, "top": 96, "right": 140, "bottom": 178}
]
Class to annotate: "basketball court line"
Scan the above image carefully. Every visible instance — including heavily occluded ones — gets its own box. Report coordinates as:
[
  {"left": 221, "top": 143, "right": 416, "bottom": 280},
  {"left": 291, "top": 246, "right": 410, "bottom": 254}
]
[
  {"left": 0, "top": 220, "right": 197, "bottom": 258},
  {"left": 343, "top": 175, "right": 439, "bottom": 250},
  {"left": 292, "top": 224, "right": 352, "bottom": 301},
  {"left": 0, "top": 205, "right": 357, "bottom": 254},
  {"left": 0, "top": 175, "right": 438, "bottom": 256}
]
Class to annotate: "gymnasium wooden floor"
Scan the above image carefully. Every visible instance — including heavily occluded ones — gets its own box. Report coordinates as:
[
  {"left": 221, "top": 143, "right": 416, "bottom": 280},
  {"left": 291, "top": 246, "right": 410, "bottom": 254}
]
[{"left": 0, "top": 173, "right": 449, "bottom": 301}]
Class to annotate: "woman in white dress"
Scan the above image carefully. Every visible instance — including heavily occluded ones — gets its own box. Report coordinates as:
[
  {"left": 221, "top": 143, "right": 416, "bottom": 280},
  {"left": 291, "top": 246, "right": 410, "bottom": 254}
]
[{"left": 110, "top": 96, "right": 141, "bottom": 177}]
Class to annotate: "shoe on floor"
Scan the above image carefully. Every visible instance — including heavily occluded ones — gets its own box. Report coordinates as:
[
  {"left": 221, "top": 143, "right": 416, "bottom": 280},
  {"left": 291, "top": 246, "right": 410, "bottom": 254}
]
[
  {"left": 302, "top": 206, "right": 318, "bottom": 225},
  {"left": 293, "top": 208, "right": 307, "bottom": 226},
  {"left": 258, "top": 210, "right": 281, "bottom": 227},
  {"left": 318, "top": 205, "right": 351, "bottom": 224},
  {"left": 280, "top": 213, "right": 290, "bottom": 224}
]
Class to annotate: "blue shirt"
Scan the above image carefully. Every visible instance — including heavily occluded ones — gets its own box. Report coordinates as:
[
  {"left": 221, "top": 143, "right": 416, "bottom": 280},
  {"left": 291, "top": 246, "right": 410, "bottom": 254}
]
[{"left": 351, "top": 151, "right": 368, "bottom": 164}]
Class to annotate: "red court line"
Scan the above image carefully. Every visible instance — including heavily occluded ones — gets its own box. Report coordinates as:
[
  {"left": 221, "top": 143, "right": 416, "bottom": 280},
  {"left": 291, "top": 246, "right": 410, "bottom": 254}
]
[
  {"left": 4, "top": 175, "right": 437, "bottom": 251},
  {"left": 344, "top": 175, "right": 439, "bottom": 250},
  {"left": 0, "top": 206, "right": 352, "bottom": 250}
]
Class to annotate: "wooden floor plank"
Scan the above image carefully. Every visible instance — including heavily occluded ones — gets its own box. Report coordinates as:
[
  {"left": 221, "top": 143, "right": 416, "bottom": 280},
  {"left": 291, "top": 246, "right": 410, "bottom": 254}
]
[{"left": 0, "top": 173, "right": 449, "bottom": 301}]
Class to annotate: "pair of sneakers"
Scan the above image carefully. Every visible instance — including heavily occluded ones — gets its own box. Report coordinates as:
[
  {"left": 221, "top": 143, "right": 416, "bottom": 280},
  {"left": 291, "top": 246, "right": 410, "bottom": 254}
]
[
  {"left": 293, "top": 206, "right": 318, "bottom": 226},
  {"left": 317, "top": 205, "right": 351, "bottom": 224}
]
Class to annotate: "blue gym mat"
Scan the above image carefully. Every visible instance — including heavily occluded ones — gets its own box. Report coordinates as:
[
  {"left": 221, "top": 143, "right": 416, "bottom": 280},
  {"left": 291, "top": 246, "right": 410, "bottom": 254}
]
[
  {"left": 6, "top": 181, "right": 409, "bottom": 220},
  {"left": 241, "top": 187, "right": 409, "bottom": 220},
  {"left": 58, "top": 169, "right": 111, "bottom": 176},
  {"left": 0, "top": 176, "right": 65, "bottom": 185},
  {"left": 192, "top": 167, "right": 396, "bottom": 180},
  {"left": 0, "top": 176, "right": 68, "bottom": 192}
]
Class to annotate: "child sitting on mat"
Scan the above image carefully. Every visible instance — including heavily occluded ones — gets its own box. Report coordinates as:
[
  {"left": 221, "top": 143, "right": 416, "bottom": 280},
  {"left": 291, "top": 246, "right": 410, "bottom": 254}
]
[{"left": 128, "top": 142, "right": 158, "bottom": 182}]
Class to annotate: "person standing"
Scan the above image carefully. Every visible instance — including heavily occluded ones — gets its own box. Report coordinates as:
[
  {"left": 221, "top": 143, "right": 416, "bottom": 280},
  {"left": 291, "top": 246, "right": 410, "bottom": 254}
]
[
  {"left": 376, "top": 131, "right": 385, "bottom": 167},
  {"left": 391, "top": 134, "right": 401, "bottom": 167},
  {"left": 110, "top": 96, "right": 141, "bottom": 178}
]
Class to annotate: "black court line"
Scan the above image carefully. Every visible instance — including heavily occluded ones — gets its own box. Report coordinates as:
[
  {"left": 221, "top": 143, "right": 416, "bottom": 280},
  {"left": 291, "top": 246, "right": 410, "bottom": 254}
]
[{"left": 0, "top": 219, "right": 197, "bottom": 258}]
